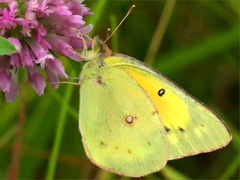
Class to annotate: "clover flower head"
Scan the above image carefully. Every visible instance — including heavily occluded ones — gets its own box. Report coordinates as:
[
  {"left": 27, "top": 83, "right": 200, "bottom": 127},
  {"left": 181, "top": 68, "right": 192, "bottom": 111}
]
[{"left": 0, "top": 0, "right": 92, "bottom": 101}]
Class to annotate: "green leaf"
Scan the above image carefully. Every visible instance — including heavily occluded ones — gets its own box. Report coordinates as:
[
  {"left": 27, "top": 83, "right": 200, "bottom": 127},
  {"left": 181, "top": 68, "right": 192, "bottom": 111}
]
[{"left": 0, "top": 37, "right": 17, "bottom": 55}]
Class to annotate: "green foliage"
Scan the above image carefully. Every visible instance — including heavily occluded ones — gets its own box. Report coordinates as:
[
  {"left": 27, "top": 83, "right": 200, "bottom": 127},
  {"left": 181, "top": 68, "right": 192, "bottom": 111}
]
[
  {"left": 0, "top": 0, "right": 239, "bottom": 179},
  {"left": 0, "top": 36, "right": 17, "bottom": 55}
]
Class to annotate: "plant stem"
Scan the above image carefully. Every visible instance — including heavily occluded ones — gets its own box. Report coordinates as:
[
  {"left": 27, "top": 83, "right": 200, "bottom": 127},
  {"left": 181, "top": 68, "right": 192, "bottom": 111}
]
[
  {"left": 88, "top": 0, "right": 108, "bottom": 36},
  {"left": 144, "top": 0, "right": 176, "bottom": 65},
  {"left": 45, "top": 84, "right": 74, "bottom": 180},
  {"left": 8, "top": 86, "right": 27, "bottom": 180},
  {"left": 110, "top": 15, "right": 119, "bottom": 52}
]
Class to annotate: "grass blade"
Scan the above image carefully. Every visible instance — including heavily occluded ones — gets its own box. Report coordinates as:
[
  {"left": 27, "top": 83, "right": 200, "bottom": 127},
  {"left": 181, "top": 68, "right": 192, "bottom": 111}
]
[
  {"left": 220, "top": 155, "right": 240, "bottom": 179},
  {"left": 45, "top": 84, "right": 74, "bottom": 180},
  {"left": 161, "top": 165, "right": 190, "bottom": 180},
  {"left": 0, "top": 125, "right": 18, "bottom": 149},
  {"left": 95, "top": 170, "right": 114, "bottom": 180},
  {"left": 88, "top": 0, "right": 108, "bottom": 36},
  {"left": 154, "top": 25, "right": 239, "bottom": 74},
  {"left": 49, "top": 88, "right": 78, "bottom": 120},
  {"left": 144, "top": 0, "right": 176, "bottom": 65},
  {"left": 110, "top": 15, "right": 119, "bottom": 52}
]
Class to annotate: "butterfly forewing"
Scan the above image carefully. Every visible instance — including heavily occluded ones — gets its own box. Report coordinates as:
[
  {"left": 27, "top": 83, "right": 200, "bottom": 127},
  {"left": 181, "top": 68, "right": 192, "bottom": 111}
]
[{"left": 103, "top": 54, "right": 231, "bottom": 160}]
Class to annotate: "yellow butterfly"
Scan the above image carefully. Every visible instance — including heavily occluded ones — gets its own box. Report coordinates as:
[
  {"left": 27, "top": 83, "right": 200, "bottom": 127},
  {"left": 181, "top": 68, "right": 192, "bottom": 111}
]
[{"left": 78, "top": 41, "right": 231, "bottom": 177}]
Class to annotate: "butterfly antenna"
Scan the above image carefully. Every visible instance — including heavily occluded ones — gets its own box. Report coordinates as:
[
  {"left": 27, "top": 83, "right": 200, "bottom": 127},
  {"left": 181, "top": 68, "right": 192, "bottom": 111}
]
[
  {"left": 105, "top": 28, "right": 111, "bottom": 40},
  {"left": 79, "top": 33, "right": 88, "bottom": 51},
  {"left": 103, "top": 4, "right": 136, "bottom": 44}
]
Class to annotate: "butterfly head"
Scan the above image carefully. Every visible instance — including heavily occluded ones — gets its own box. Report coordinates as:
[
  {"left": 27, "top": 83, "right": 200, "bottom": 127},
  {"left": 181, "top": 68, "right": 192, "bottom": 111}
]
[{"left": 82, "top": 36, "right": 112, "bottom": 62}]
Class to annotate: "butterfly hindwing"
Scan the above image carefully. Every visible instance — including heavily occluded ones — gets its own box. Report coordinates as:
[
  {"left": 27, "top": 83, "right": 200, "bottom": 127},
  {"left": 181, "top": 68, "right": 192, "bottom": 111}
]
[
  {"left": 103, "top": 54, "right": 231, "bottom": 160},
  {"left": 79, "top": 64, "right": 168, "bottom": 177}
]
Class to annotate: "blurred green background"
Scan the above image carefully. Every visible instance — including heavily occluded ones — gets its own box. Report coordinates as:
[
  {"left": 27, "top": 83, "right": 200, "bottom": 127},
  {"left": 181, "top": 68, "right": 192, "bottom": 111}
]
[{"left": 0, "top": 0, "right": 239, "bottom": 179}]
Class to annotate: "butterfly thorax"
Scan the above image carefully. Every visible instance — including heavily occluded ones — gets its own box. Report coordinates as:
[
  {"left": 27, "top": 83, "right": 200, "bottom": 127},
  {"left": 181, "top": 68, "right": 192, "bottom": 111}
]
[
  {"left": 81, "top": 38, "right": 113, "bottom": 79},
  {"left": 83, "top": 37, "right": 112, "bottom": 61}
]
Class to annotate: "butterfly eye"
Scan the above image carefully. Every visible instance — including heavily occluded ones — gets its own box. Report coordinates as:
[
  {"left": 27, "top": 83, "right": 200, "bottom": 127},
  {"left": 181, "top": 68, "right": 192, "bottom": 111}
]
[{"left": 158, "top": 89, "right": 165, "bottom": 96}]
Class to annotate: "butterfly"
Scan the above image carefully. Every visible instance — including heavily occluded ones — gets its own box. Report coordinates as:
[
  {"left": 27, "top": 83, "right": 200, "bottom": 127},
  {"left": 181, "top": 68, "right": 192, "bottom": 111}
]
[{"left": 78, "top": 40, "right": 231, "bottom": 177}]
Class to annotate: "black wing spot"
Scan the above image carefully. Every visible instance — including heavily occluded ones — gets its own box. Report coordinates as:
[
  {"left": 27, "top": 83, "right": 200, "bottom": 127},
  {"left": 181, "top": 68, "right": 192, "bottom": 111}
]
[
  {"left": 128, "top": 149, "right": 132, "bottom": 154},
  {"left": 100, "top": 141, "right": 107, "bottom": 146},
  {"left": 147, "top": 142, "right": 151, "bottom": 146},
  {"left": 115, "top": 146, "right": 118, "bottom": 150},
  {"left": 164, "top": 126, "right": 171, "bottom": 132},
  {"left": 152, "top": 111, "right": 158, "bottom": 115},
  {"left": 178, "top": 127, "right": 185, "bottom": 132},
  {"left": 200, "top": 124, "right": 204, "bottom": 127},
  {"left": 158, "top": 89, "right": 165, "bottom": 96}
]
